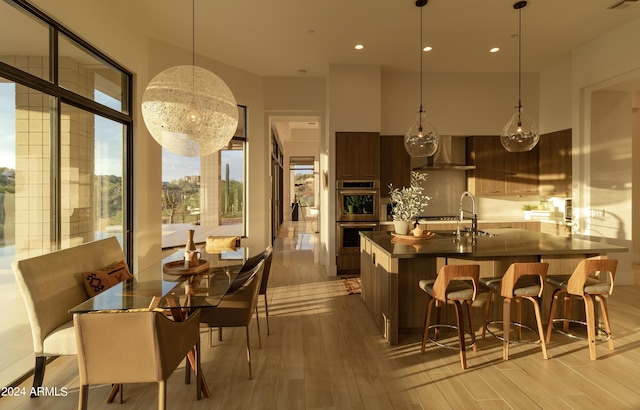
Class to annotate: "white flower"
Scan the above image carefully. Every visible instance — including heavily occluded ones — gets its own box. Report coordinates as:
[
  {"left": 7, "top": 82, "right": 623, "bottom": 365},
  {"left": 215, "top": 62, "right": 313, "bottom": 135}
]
[{"left": 388, "top": 172, "right": 431, "bottom": 221}]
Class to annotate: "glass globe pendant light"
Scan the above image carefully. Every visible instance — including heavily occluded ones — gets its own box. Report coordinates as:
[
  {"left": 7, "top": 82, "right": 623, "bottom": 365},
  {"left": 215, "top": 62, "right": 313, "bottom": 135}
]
[
  {"left": 500, "top": 1, "right": 539, "bottom": 153},
  {"left": 141, "top": 0, "right": 238, "bottom": 157},
  {"left": 404, "top": 0, "right": 439, "bottom": 158}
]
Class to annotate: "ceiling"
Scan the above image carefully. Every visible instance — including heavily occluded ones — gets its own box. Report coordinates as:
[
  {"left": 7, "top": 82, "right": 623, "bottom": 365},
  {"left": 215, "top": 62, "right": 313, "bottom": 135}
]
[{"left": 110, "top": 0, "right": 640, "bottom": 78}]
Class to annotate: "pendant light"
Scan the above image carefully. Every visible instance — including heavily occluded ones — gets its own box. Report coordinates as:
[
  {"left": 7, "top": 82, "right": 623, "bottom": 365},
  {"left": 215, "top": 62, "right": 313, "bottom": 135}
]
[
  {"left": 500, "top": 1, "right": 539, "bottom": 153},
  {"left": 404, "top": 0, "right": 439, "bottom": 158},
  {"left": 141, "top": 0, "right": 238, "bottom": 157}
]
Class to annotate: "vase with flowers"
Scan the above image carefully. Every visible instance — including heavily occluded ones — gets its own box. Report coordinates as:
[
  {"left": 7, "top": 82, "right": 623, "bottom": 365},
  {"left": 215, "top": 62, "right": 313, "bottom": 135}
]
[{"left": 389, "top": 171, "right": 431, "bottom": 235}]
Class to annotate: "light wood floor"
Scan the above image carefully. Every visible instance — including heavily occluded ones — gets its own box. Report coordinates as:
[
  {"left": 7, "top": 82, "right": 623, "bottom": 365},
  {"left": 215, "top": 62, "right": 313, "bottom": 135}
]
[{"left": 3, "top": 222, "right": 640, "bottom": 409}]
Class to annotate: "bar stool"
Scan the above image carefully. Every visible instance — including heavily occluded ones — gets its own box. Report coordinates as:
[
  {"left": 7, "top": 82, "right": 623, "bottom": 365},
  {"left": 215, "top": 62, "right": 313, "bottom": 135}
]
[
  {"left": 480, "top": 262, "right": 549, "bottom": 360},
  {"left": 419, "top": 264, "right": 480, "bottom": 370},
  {"left": 545, "top": 258, "right": 618, "bottom": 361}
]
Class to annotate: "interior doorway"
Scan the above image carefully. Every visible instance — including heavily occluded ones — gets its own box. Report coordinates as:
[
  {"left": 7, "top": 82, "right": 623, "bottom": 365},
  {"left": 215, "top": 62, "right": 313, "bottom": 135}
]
[{"left": 269, "top": 115, "right": 321, "bottom": 238}]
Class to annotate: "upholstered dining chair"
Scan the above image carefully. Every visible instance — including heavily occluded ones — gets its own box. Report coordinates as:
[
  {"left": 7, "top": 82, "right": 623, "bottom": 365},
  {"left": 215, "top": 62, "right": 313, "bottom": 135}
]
[
  {"left": 419, "top": 264, "right": 480, "bottom": 370},
  {"left": 214, "top": 246, "right": 273, "bottom": 341},
  {"left": 198, "top": 259, "right": 265, "bottom": 379},
  {"left": 545, "top": 258, "right": 618, "bottom": 360},
  {"left": 74, "top": 309, "right": 202, "bottom": 410}
]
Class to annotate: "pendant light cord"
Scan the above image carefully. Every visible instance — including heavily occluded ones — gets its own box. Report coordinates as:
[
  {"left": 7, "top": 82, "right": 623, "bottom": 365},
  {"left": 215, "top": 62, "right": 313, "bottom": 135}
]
[
  {"left": 517, "top": 5, "right": 522, "bottom": 122},
  {"left": 418, "top": 4, "right": 424, "bottom": 131},
  {"left": 192, "top": 0, "right": 195, "bottom": 66}
]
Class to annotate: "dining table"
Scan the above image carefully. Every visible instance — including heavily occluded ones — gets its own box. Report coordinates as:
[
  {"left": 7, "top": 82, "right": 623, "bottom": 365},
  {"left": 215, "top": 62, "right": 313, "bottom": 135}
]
[{"left": 69, "top": 246, "right": 250, "bottom": 400}]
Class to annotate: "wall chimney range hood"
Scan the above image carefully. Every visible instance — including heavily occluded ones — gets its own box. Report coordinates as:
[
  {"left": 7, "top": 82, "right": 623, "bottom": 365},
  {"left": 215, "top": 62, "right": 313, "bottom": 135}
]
[{"left": 412, "top": 136, "right": 475, "bottom": 171}]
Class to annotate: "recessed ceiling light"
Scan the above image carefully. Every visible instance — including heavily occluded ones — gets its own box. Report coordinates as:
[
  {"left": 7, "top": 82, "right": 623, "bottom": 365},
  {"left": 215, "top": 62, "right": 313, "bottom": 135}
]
[
  {"left": 490, "top": 47, "right": 500, "bottom": 53},
  {"left": 355, "top": 44, "right": 364, "bottom": 50},
  {"left": 423, "top": 46, "right": 433, "bottom": 52}
]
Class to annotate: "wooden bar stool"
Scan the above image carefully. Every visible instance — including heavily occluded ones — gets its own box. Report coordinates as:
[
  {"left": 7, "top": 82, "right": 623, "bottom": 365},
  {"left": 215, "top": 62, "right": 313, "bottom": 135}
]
[
  {"left": 419, "top": 264, "right": 480, "bottom": 370},
  {"left": 480, "top": 262, "right": 549, "bottom": 360},
  {"left": 545, "top": 258, "right": 618, "bottom": 361}
]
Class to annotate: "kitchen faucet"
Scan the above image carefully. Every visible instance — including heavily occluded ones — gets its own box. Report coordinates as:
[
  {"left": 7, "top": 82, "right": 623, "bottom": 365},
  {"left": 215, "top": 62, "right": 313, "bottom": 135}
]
[{"left": 459, "top": 191, "right": 478, "bottom": 237}]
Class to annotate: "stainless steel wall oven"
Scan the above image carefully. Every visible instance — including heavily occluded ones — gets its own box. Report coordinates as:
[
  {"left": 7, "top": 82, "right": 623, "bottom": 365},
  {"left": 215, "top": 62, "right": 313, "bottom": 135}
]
[
  {"left": 336, "top": 180, "right": 380, "bottom": 273},
  {"left": 336, "top": 180, "right": 379, "bottom": 222}
]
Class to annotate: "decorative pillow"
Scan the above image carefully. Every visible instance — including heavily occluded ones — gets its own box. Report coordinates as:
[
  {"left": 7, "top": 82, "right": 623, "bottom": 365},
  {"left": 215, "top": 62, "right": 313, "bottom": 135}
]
[
  {"left": 81, "top": 260, "right": 133, "bottom": 297},
  {"left": 205, "top": 236, "right": 239, "bottom": 253}
]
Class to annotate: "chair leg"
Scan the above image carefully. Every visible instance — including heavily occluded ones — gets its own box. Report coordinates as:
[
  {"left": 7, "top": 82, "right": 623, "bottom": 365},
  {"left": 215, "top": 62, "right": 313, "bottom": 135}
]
[
  {"left": 30, "top": 356, "right": 46, "bottom": 397},
  {"left": 515, "top": 298, "right": 523, "bottom": 340},
  {"left": 465, "top": 299, "right": 477, "bottom": 352},
  {"left": 562, "top": 293, "right": 571, "bottom": 333},
  {"left": 263, "top": 293, "right": 270, "bottom": 335},
  {"left": 421, "top": 298, "right": 435, "bottom": 354},
  {"left": 218, "top": 327, "right": 223, "bottom": 341},
  {"left": 596, "top": 294, "right": 614, "bottom": 351},
  {"left": 546, "top": 288, "right": 563, "bottom": 342},
  {"left": 453, "top": 300, "right": 467, "bottom": 370},
  {"left": 255, "top": 306, "right": 262, "bottom": 349},
  {"left": 525, "top": 295, "right": 548, "bottom": 359},
  {"left": 245, "top": 326, "right": 253, "bottom": 380},
  {"left": 434, "top": 300, "right": 443, "bottom": 341},
  {"left": 195, "top": 341, "right": 202, "bottom": 401},
  {"left": 503, "top": 297, "right": 512, "bottom": 360},
  {"left": 78, "top": 384, "right": 89, "bottom": 410},
  {"left": 482, "top": 289, "right": 493, "bottom": 339},
  {"left": 185, "top": 358, "right": 191, "bottom": 384},
  {"left": 583, "top": 294, "right": 598, "bottom": 360},
  {"left": 158, "top": 380, "right": 166, "bottom": 410}
]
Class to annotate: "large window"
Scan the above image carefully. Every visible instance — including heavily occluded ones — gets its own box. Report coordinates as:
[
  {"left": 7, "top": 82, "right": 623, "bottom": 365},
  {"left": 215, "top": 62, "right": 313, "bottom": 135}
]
[
  {"left": 162, "top": 106, "right": 247, "bottom": 246},
  {"left": 0, "top": 0, "right": 132, "bottom": 387}
]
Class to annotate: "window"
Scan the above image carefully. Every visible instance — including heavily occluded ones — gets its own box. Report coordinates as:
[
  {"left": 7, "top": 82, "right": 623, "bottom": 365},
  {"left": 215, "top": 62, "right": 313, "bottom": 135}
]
[
  {"left": 0, "top": 0, "right": 132, "bottom": 387},
  {"left": 290, "top": 156, "right": 315, "bottom": 206},
  {"left": 162, "top": 105, "right": 246, "bottom": 246}
]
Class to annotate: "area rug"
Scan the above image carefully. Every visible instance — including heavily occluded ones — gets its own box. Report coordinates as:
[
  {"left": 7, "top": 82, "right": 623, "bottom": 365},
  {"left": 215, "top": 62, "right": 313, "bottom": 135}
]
[{"left": 342, "top": 277, "right": 361, "bottom": 295}]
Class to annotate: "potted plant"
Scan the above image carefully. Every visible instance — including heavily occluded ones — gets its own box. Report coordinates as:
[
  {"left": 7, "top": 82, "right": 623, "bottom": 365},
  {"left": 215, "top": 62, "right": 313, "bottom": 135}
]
[
  {"left": 522, "top": 204, "right": 537, "bottom": 220},
  {"left": 389, "top": 172, "right": 431, "bottom": 234}
]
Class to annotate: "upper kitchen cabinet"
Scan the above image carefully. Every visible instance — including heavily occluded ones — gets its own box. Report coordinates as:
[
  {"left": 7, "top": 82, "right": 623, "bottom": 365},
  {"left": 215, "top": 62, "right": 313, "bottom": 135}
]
[
  {"left": 380, "top": 135, "right": 410, "bottom": 197},
  {"left": 538, "top": 129, "right": 572, "bottom": 197},
  {"left": 336, "top": 132, "right": 380, "bottom": 180},
  {"left": 467, "top": 136, "right": 539, "bottom": 196}
]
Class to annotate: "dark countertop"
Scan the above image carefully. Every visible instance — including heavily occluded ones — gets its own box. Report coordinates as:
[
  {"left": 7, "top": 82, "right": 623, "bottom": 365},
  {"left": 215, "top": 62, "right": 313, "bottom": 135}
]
[{"left": 360, "top": 229, "right": 628, "bottom": 258}]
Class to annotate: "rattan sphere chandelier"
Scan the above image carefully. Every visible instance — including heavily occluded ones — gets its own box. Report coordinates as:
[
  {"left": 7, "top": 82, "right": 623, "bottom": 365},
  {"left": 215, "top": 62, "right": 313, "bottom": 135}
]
[{"left": 141, "top": 0, "right": 238, "bottom": 157}]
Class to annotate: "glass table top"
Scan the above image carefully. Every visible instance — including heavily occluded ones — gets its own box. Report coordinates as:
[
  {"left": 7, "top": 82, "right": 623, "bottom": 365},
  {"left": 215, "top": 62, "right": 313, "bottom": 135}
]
[{"left": 69, "top": 247, "right": 248, "bottom": 313}]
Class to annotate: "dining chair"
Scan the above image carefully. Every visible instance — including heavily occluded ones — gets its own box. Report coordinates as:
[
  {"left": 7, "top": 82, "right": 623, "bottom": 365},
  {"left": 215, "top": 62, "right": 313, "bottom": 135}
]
[
  {"left": 74, "top": 309, "right": 202, "bottom": 410},
  {"left": 419, "top": 264, "right": 480, "bottom": 370},
  {"left": 545, "top": 258, "right": 618, "bottom": 360},
  {"left": 480, "top": 262, "right": 549, "bottom": 360},
  {"left": 199, "top": 259, "right": 265, "bottom": 379},
  {"left": 214, "top": 246, "right": 273, "bottom": 341}
]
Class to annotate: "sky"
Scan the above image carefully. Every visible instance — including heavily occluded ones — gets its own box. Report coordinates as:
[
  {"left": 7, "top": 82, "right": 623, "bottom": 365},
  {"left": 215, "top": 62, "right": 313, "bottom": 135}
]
[{"left": 0, "top": 83, "right": 16, "bottom": 170}]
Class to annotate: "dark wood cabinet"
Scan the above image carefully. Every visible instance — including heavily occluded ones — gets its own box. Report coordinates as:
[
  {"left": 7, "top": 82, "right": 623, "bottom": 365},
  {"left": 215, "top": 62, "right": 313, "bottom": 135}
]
[
  {"left": 380, "top": 135, "right": 410, "bottom": 196},
  {"left": 467, "top": 136, "right": 539, "bottom": 196},
  {"left": 538, "top": 129, "right": 572, "bottom": 196},
  {"left": 336, "top": 132, "right": 380, "bottom": 180}
]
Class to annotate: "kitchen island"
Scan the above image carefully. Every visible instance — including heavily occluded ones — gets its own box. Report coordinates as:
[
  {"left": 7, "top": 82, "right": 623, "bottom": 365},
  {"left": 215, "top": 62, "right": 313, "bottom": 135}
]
[{"left": 359, "top": 229, "right": 627, "bottom": 345}]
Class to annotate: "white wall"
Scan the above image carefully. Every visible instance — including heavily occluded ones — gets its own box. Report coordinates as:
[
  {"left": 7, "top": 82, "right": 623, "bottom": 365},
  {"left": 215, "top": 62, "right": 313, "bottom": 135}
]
[{"left": 382, "top": 71, "right": 539, "bottom": 137}]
